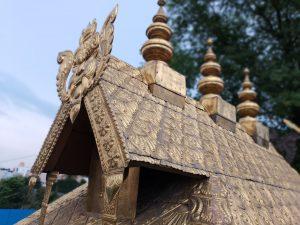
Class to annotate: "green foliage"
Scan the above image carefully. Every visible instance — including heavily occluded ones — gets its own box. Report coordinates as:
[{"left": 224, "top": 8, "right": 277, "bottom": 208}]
[
  {"left": 0, "top": 176, "right": 85, "bottom": 209},
  {"left": 53, "top": 176, "right": 86, "bottom": 194},
  {"left": 0, "top": 176, "right": 28, "bottom": 208},
  {"left": 167, "top": 0, "right": 300, "bottom": 126}
]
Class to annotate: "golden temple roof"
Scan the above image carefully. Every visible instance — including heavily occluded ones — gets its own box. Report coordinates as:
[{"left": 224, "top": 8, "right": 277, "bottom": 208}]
[
  {"left": 30, "top": 56, "right": 300, "bottom": 187},
  {"left": 19, "top": 3, "right": 300, "bottom": 225},
  {"left": 20, "top": 56, "right": 300, "bottom": 225}
]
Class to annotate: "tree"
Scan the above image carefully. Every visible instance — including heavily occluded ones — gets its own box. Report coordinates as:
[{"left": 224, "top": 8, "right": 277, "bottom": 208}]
[
  {"left": 0, "top": 176, "right": 86, "bottom": 209},
  {"left": 0, "top": 176, "right": 28, "bottom": 208},
  {"left": 53, "top": 176, "right": 86, "bottom": 195},
  {"left": 167, "top": 0, "right": 300, "bottom": 126},
  {"left": 166, "top": 0, "right": 300, "bottom": 171}
]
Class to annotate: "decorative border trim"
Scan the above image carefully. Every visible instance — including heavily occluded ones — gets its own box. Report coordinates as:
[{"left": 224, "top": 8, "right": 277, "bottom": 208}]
[
  {"left": 84, "top": 85, "right": 127, "bottom": 174},
  {"left": 31, "top": 103, "right": 71, "bottom": 176}
]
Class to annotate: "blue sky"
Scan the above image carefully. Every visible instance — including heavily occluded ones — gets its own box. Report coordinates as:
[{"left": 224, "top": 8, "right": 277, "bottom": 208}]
[{"left": 0, "top": 0, "right": 157, "bottom": 168}]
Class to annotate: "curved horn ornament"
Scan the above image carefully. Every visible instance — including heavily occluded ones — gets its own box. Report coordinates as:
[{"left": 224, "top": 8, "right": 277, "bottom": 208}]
[{"left": 56, "top": 51, "right": 74, "bottom": 103}]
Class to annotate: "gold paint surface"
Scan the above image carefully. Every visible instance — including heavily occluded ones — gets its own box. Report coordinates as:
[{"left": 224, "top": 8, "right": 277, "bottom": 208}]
[
  {"left": 99, "top": 58, "right": 300, "bottom": 193},
  {"left": 141, "top": 60, "right": 187, "bottom": 97},
  {"left": 237, "top": 68, "right": 269, "bottom": 146},
  {"left": 201, "top": 95, "right": 236, "bottom": 122},
  {"left": 25, "top": 2, "right": 300, "bottom": 222},
  {"left": 198, "top": 39, "right": 224, "bottom": 97}
]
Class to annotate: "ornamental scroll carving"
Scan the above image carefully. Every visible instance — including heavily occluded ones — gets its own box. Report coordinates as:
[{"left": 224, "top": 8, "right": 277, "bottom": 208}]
[
  {"left": 56, "top": 5, "right": 118, "bottom": 123},
  {"left": 145, "top": 182, "right": 211, "bottom": 225}
]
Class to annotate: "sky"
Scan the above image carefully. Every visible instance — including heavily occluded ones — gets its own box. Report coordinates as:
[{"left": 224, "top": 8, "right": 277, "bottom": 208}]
[{"left": 0, "top": 0, "right": 157, "bottom": 168}]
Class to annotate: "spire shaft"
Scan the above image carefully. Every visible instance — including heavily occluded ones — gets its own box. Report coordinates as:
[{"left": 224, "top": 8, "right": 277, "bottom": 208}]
[{"left": 237, "top": 68, "right": 259, "bottom": 119}]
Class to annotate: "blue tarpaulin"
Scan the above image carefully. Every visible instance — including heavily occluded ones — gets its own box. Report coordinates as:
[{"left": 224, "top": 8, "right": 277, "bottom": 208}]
[{"left": 0, "top": 209, "right": 35, "bottom": 225}]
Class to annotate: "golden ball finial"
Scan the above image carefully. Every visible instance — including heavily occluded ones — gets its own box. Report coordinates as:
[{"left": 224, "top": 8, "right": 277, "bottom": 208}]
[
  {"left": 207, "top": 38, "right": 213, "bottom": 46},
  {"left": 203, "top": 38, "right": 216, "bottom": 62},
  {"left": 158, "top": 0, "right": 166, "bottom": 6},
  {"left": 244, "top": 67, "right": 250, "bottom": 75}
]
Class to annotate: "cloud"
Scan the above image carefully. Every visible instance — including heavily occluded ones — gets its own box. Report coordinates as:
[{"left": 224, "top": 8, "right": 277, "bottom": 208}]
[
  {"left": 0, "top": 101, "right": 52, "bottom": 168},
  {"left": 0, "top": 72, "right": 57, "bottom": 118},
  {"left": 0, "top": 72, "right": 56, "bottom": 168}
]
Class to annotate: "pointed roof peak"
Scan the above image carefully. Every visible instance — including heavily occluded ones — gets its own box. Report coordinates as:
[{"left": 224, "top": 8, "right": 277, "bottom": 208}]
[
  {"left": 244, "top": 67, "right": 250, "bottom": 75},
  {"left": 207, "top": 37, "right": 213, "bottom": 46},
  {"left": 153, "top": 6, "right": 168, "bottom": 23}
]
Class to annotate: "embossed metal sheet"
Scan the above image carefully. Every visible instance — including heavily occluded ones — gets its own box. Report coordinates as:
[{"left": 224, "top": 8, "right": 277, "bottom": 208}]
[
  {"left": 16, "top": 184, "right": 90, "bottom": 225},
  {"left": 101, "top": 57, "right": 300, "bottom": 192},
  {"left": 18, "top": 174, "right": 300, "bottom": 225},
  {"left": 226, "top": 175, "right": 300, "bottom": 225}
]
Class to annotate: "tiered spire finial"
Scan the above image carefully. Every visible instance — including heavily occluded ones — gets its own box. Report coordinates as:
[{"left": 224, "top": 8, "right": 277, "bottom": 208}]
[
  {"left": 237, "top": 68, "right": 260, "bottom": 120},
  {"left": 198, "top": 38, "right": 224, "bottom": 98},
  {"left": 141, "top": 0, "right": 173, "bottom": 62}
]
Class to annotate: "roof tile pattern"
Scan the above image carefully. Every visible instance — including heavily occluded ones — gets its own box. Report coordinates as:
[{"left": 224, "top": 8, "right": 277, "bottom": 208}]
[
  {"left": 16, "top": 184, "right": 91, "bottom": 225},
  {"left": 101, "top": 57, "right": 300, "bottom": 192},
  {"left": 226, "top": 175, "right": 300, "bottom": 224},
  {"left": 18, "top": 175, "right": 300, "bottom": 225}
]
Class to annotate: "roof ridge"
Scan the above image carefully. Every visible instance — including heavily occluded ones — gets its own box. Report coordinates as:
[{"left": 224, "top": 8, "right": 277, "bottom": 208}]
[
  {"left": 100, "top": 73, "right": 281, "bottom": 159},
  {"left": 100, "top": 65, "right": 300, "bottom": 191}
]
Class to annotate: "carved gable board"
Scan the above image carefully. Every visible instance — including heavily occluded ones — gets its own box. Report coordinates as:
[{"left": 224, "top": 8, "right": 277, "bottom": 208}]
[{"left": 84, "top": 85, "right": 127, "bottom": 174}]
